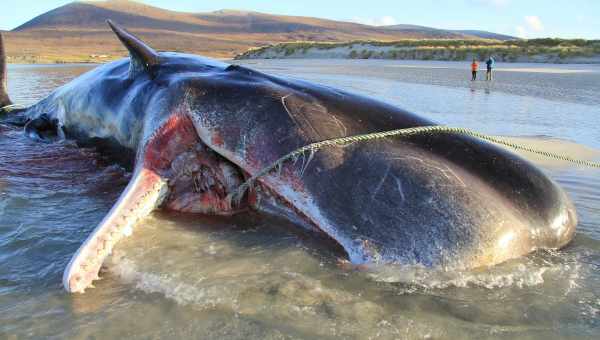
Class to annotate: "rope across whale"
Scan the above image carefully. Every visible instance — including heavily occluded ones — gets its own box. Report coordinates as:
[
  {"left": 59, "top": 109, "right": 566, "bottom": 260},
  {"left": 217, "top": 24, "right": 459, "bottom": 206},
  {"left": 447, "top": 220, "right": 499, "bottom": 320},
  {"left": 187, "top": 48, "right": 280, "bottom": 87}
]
[
  {"left": 4, "top": 103, "right": 599, "bottom": 192},
  {"left": 0, "top": 104, "right": 26, "bottom": 112},
  {"left": 226, "top": 125, "right": 600, "bottom": 204}
]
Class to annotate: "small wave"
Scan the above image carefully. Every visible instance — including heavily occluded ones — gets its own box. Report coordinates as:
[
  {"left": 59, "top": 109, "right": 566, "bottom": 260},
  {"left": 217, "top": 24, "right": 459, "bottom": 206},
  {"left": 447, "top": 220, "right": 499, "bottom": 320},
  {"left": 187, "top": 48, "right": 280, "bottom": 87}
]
[
  {"left": 108, "top": 254, "right": 237, "bottom": 310},
  {"left": 366, "top": 253, "right": 583, "bottom": 291}
]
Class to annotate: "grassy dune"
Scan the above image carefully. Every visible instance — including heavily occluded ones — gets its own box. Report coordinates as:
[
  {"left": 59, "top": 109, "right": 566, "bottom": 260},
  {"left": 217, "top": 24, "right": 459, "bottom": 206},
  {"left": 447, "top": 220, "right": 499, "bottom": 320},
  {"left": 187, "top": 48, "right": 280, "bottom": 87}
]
[{"left": 236, "top": 39, "right": 600, "bottom": 63}]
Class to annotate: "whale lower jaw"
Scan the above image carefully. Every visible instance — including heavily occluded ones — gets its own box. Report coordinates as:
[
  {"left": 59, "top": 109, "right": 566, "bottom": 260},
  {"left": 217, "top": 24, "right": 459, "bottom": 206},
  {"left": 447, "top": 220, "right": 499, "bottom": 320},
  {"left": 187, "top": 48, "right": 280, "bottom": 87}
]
[
  {"left": 62, "top": 168, "right": 167, "bottom": 293},
  {"left": 62, "top": 112, "right": 252, "bottom": 293}
]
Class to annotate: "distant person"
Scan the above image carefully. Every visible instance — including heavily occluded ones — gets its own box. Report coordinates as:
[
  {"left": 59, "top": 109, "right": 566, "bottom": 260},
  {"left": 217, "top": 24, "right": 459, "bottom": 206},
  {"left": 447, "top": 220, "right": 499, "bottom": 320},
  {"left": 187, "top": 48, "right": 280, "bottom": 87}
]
[
  {"left": 471, "top": 59, "right": 479, "bottom": 81},
  {"left": 486, "top": 56, "right": 495, "bottom": 81}
]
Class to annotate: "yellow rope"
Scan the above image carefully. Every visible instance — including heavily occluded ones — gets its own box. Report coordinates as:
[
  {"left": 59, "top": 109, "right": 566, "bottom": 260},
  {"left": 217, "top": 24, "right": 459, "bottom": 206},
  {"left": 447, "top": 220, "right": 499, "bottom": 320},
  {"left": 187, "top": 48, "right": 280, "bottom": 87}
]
[
  {"left": 2, "top": 103, "right": 598, "bottom": 201},
  {"left": 228, "top": 125, "right": 600, "bottom": 203},
  {"left": 0, "top": 104, "right": 25, "bottom": 112}
]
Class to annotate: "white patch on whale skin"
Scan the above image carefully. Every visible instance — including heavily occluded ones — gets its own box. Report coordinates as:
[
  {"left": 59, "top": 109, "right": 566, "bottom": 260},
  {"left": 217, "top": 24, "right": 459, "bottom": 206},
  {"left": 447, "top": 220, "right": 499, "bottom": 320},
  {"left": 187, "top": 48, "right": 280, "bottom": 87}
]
[
  {"left": 496, "top": 231, "right": 516, "bottom": 251},
  {"left": 393, "top": 175, "right": 406, "bottom": 204},
  {"left": 371, "top": 164, "right": 391, "bottom": 200},
  {"left": 388, "top": 155, "right": 467, "bottom": 188},
  {"left": 550, "top": 209, "right": 569, "bottom": 239}
]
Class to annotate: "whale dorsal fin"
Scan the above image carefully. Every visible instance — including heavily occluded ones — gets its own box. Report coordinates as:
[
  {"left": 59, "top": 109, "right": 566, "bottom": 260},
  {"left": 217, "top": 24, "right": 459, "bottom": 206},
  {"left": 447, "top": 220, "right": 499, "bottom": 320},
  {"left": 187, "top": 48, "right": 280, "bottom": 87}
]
[
  {"left": 0, "top": 32, "right": 12, "bottom": 109},
  {"left": 107, "top": 20, "right": 160, "bottom": 78}
]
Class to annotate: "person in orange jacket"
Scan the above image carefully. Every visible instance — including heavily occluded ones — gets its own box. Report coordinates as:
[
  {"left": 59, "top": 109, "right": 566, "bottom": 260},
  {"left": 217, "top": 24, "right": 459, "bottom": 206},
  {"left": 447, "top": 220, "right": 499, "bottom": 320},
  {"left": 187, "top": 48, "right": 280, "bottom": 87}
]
[{"left": 471, "top": 59, "right": 479, "bottom": 81}]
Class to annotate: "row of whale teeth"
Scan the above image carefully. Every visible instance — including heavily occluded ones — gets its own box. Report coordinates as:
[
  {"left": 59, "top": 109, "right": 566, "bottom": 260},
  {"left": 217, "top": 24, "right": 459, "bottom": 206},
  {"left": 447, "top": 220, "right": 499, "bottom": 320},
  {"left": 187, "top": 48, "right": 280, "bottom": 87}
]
[{"left": 63, "top": 168, "right": 167, "bottom": 293}]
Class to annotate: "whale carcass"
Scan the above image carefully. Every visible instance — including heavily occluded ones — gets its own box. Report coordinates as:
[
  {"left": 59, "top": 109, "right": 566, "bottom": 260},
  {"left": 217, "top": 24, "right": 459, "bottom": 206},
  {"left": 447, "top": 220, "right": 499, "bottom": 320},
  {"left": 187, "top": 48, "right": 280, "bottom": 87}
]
[{"left": 0, "top": 22, "right": 576, "bottom": 293}]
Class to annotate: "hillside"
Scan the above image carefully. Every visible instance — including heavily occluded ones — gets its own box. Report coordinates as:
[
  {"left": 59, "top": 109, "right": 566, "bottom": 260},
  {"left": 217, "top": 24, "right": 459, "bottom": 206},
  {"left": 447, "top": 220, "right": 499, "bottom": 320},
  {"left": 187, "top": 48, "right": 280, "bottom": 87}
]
[
  {"left": 383, "top": 25, "right": 516, "bottom": 41},
  {"left": 3, "top": 0, "right": 515, "bottom": 63},
  {"left": 450, "top": 30, "right": 517, "bottom": 41},
  {"left": 12, "top": 1, "right": 473, "bottom": 38}
]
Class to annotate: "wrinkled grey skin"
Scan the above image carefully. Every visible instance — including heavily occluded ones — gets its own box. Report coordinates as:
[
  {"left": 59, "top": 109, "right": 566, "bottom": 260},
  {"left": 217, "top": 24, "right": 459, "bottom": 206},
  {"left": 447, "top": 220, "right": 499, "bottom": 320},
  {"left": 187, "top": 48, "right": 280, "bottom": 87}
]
[{"left": 0, "top": 23, "right": 576, "bottom": 271}]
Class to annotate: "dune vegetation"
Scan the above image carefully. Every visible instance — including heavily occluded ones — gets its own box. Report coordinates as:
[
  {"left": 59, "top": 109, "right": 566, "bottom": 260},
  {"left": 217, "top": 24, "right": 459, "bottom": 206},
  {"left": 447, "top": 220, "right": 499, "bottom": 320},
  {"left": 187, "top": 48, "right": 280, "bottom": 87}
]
[{"left": 236, "top": 39, "right": 600, "bottom": 63}]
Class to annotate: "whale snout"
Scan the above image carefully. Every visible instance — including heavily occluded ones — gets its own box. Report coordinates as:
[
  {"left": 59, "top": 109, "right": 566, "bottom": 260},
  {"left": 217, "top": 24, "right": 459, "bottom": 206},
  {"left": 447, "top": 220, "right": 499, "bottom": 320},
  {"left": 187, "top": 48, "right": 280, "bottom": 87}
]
[
  {"left": 291, "top": 133, "right": 578, "bottom": 269},
  {"left": 433, "top": 135, "right": 579, "bottom": 267},
  {"left": 476, "top": 178, "right": 577, "bottom": 268},
  {"left": 533, "top": 186, "right": 577, "bottom": 250}
]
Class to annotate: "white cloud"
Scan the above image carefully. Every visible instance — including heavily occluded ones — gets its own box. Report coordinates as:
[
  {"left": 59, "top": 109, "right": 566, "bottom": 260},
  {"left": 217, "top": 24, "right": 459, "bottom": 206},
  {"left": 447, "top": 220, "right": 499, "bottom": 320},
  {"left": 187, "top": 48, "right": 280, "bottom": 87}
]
[
  {"left": 352, "top": 16, "right": 398, "bottom": 26},
  {"left": 515, "top": 16, "right": 544, "bottom": 38},
  {"left": 379, "top": 16, "right": 397, "bottom": 26},
  {"left": 524, "top": 16, "right": 544, "bottom": 32}
]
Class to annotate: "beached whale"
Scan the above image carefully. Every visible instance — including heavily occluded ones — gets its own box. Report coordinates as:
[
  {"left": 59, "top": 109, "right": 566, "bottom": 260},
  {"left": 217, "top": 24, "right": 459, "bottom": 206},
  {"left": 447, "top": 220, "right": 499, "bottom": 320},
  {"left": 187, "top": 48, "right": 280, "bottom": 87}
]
[{"left": 0, "top": 22, "right": 576, "bottom": 293}]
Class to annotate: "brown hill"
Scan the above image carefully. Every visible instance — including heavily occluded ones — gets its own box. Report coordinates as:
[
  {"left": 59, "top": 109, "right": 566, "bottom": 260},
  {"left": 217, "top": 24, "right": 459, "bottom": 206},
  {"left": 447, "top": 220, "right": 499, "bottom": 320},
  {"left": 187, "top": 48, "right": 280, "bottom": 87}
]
[{"left": 3, "top": 0, "right": 498, "bottom": 63}]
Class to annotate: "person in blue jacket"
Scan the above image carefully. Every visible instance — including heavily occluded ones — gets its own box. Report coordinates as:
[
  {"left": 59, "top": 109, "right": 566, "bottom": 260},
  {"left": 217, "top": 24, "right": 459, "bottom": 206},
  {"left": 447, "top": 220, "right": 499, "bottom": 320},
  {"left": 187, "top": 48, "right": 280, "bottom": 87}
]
[{"left": 486, "top": 56, "right": 495, "bottom": 81}]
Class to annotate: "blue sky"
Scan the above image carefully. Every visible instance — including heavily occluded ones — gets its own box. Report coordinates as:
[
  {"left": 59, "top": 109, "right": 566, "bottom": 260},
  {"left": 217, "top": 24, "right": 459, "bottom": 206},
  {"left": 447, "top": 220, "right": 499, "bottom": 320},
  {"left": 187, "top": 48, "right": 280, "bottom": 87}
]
[{"left": 1, "top": 0, "right": 599, "bottom": 39}]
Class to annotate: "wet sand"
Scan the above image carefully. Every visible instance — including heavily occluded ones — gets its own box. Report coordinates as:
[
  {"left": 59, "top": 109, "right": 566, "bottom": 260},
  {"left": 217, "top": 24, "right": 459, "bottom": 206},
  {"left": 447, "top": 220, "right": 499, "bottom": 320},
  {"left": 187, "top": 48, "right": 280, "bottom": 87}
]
[{"left": 239, "top": 59, "right": 600, "bottom": 106}]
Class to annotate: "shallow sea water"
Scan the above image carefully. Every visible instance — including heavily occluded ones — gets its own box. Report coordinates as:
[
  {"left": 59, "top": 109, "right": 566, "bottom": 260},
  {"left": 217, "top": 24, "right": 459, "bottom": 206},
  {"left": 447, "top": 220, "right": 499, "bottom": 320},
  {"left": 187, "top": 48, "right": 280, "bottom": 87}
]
[{"left": 1, "top": 60, "right": 599, "bottom": 339}]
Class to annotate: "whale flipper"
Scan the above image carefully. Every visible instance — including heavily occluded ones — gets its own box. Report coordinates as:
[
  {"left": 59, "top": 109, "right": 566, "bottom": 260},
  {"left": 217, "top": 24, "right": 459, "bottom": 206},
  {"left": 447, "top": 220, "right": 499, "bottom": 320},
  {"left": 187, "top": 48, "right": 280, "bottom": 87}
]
[{"left": 24, "top": 114, "right": 60, "bottom": 141}]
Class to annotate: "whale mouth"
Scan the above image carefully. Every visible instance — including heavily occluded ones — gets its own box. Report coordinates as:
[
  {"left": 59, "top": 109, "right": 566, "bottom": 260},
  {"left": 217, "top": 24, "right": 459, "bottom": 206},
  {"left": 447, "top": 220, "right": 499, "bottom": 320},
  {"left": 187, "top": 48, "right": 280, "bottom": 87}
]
[
  {"left": 63, "top": 113, "right": 253, "bottom": 293},
  {"left": 143, "top": 112, "right": 259, "bottom": 214},
  {"left": 161, "top": 142, "right": 248, "bottom": 215}
]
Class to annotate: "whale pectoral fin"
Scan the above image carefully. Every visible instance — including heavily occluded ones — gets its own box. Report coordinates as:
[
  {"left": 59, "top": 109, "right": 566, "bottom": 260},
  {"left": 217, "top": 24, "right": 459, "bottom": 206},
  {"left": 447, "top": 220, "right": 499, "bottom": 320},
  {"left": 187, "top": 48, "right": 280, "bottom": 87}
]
[
  {"left": 24, "top": 114, "right": 59, "bottom": 141},
  {"left": 63, "top": 168, "right": 167, "bottom": 293}
]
